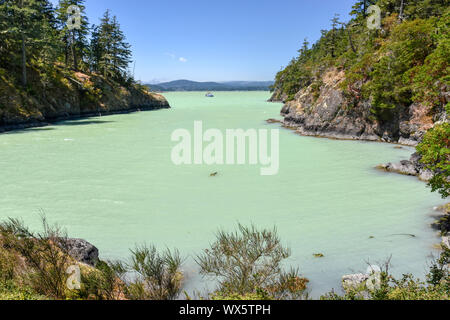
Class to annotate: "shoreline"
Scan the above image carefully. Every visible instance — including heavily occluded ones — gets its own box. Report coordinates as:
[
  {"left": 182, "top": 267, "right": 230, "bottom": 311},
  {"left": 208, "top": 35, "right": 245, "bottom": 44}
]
[
  {"left": 266, "top": 118, "right": 418, "bottom": 146},
  {"left": 0, "top": 105, "right": 170, "bottom": 134}
]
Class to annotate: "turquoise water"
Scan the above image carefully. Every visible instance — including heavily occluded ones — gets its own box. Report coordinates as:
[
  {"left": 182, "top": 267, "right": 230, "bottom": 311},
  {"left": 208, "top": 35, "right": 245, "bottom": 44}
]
[{"left": 0, "top": 91, "right": 444, "bottom": 297}]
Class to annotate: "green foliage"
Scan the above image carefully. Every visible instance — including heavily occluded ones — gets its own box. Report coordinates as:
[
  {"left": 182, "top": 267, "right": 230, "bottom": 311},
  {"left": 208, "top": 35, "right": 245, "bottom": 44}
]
[
  {"left": 0, "top": 0, "right": 134, "bottom": 91},
  {"left": 408, "top": 11, "right": 450, "bottom": 107},
  {"left": 126, "top": 245, "right": 184, "bottom": 300},
  {"left": 196, "top": 224, "right": 309, "bottom": 300},
  {"left": 365, "top": 18, "right": 437, "bottom": 113},
  {"left": 0, "top": 0, "right": 56, "bottom": 86},
  {"left": 55, "top": 0, "right": 90, "bottom": 71},
  {"left": 90, "top": 10, "right": 132, "bottom": 82},
  {"left": 0, "top": 281, "right": 46, "bottom": 300},
  {"left": 272, "top": 0, "right": 449, "bottom": 117},
  {"left": 0, "top": 218, "right": 448, "bottom": 300},
  {"left": 417, "top": 123, "right": 450, "bottom": 198},
  {"left": 322, "top": 247, "right": 450, "bottom": 300},
  {"left": 79, "top": 260, "right": 127, "bottom": 300},
  {"left": 0, "top": 216, "right": 73, "bottom": 299}
]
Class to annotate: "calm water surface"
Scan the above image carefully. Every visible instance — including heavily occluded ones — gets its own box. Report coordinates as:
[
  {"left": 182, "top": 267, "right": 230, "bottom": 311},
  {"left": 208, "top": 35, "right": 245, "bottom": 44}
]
[{"left": 0, "top": 92, "right": 444, "bottom": 297}]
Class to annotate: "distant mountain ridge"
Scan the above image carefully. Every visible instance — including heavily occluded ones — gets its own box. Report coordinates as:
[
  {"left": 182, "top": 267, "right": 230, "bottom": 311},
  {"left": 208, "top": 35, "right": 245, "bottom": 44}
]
[{"left": 146, "top": 80, "right": 273, "bottom": 92}]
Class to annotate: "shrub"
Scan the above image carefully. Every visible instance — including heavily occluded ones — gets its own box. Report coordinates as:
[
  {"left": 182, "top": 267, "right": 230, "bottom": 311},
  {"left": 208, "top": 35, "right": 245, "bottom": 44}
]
[
  {"left": 0, "top": 216, "right": 73, "bottom": 299},
  {"left": 196, "top": 224, "right": 309, "bottom": 300},
  {"left": 126, "top": 245, "right": 184, "bottom": 300},
  {"left": 416, "top": 123, "right": 450, "bottom": 198},
  {"left": 322, "top": 247, "right": 450, "bottom": 300},
  {"left": 79, "top": 260, "right": 127, "bottom": 300},
  {"left": 0, "top": 281, "right": 46, "bottom": 300}
]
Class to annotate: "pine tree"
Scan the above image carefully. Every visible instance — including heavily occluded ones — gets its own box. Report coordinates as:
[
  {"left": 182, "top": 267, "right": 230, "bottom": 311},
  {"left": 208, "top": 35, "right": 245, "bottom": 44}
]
[
  {"left": 93, "top": 10, "right": 132, "bottom": 82},
  {"left": 350, "top": 0, "right": 377, "bottom": 18},
  {"left": 298, "top": 38, "right": 310, "bottom": 56},
  {"left": 88, "top": 24, "right": 101, "bottom": 72},
  {"left": 110, "top": 16, "right": 132, "bottom": 78},
  {"left": 0, "top": 0, "right": 55, "bottom": 86},
  {"left": 330, "top": 14, "right": 340, "bottom": 58}
]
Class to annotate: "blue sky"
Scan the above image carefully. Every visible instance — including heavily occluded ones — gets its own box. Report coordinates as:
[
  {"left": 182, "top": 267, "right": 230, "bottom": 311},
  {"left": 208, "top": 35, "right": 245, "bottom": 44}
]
[{"left": 53, "top": 0, "right": 356, "bottom": 83}]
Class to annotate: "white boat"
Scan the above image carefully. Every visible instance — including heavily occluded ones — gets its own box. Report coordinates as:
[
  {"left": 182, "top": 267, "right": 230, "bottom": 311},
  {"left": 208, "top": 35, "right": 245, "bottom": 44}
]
[{"left": 205, "top": 92, "right": 214, "bottom": 97}]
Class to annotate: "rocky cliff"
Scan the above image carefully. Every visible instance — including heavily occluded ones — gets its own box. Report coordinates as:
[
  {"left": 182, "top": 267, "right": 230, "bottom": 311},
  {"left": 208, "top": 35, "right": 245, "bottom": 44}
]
[
  {"left": 0, "top": 70, "right": 170, "bottom": 133},
  {"left": 273, "top": 67, "right": 448, "bottom": 146}
]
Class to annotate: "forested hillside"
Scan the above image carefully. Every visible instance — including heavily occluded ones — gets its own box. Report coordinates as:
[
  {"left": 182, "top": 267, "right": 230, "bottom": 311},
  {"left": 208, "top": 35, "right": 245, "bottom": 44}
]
[
  {"left": 0, "top": 0, "right": 169, "bottom": 131},
  {"left": 271, "top": 0, "right": 448, "bottom": 145}
]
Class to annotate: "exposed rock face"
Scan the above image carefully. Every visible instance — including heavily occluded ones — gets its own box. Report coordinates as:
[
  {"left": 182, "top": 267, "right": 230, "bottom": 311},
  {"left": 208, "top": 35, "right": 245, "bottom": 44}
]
[
  {"left": 268, "top": 89, "right": 287, "bottom": 103},
  {"left": 0, "top": 72, "right": 170, "bottom": 133},
  {"left": 64, "top": 238, "right": 99, "bottom": 267},
  {"left": 378, "top": 153, "right": 434, "bottom": 182},
  {"left": 276, "top": 67, "right": 446, "bottom": 145},
  {"left": 432, "top": 204, "right": 450, "bottom": 236}
]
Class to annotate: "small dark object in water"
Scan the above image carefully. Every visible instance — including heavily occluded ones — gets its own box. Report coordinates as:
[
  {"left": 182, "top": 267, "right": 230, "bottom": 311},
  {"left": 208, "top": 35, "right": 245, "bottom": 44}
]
[
  {"left": 313, "top": 253, "right": 324, "bottom": 258},
  {"left": 210, "top": 172, "right": 218, "bottom": 177},
  {"left": 390, "top": 234, "right": 416, "bottom": 238}
]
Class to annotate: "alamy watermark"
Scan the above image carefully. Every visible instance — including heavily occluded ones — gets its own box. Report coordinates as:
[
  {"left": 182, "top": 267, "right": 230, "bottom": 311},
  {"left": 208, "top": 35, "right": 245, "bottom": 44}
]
[
  {"left": 171, "top": 121, "right": 280, "bottom": 176},
  {"left": 367, "top": 5, "right": 382, "bottom": 30},
  {"left": 365, "top": 265, "right": 382, "bottom": 290},
  {"left": 66, "top": 265, "right": 81, "bottom": 290},
  {"left": 67, "top": 5, "right": 81, "bottom": 30}
]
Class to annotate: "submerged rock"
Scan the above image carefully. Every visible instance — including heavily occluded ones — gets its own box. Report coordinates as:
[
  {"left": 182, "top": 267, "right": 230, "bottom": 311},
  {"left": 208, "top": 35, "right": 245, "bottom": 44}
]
[{"left": 64, "top": 238, "right": 99, "bottom": 267}]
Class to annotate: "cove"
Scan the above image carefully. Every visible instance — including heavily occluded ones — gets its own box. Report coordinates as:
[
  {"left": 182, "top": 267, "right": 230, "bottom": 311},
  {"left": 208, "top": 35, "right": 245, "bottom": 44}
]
[{"left": 0, "top": 91, "right": 445, "bottom": 297}]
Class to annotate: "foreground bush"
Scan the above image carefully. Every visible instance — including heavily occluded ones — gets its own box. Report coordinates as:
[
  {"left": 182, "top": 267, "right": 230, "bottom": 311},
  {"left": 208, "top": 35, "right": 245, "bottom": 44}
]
[
  {"left": 126, "top": 245, "right": 183, "bottom": 300},
  {"left": 78, "top": 245, "right": 183, "bottom": 300},
  {"left": 0, "top": 217, "right": 73, "bottom": 299},
  {"left": 322, "top": 247, "right": 450, "bottom": 300},
  {"left": 0, "top": 281, "right": 46, "bottom": 301},
  {"left": 196, "top": 224, "right": 309, "bottom": 300},
  {"left": 0, "top": 218, "right": 447, "bottom": 300}
]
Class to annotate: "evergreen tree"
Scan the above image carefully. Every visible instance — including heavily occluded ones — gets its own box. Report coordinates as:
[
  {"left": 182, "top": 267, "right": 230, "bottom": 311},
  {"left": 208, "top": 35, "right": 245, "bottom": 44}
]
[
  {"left": 88, "top": 24, "right": 101, "bottom": 72},
  {"left": 0, "top": 0, "right": 55, "bottom": 86},
  {"left": 93, "top": 10, "right": 132, "bottom": 81},
  {"left": 351, "top": 0, "right": 377, "bottom": 18},
  {"left": 330, "top": 14, "right": 340, "bottom": 58},
  {"left": 297, "top": 38, "right": 311, "bottom": 63}
]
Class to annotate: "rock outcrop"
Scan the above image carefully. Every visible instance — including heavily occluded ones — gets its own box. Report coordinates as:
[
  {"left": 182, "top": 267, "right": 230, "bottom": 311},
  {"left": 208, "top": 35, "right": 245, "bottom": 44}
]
[
  {"left": 0, "top": 72, "right": 170, "bottom": 133},
  {"left": 275, "top": 67, "right": 447, "bottom": 146},
  {"left": 64, "top": 238, "right": 99, "bottom": 267},
  {"left": 377, "top": 153, "right": 434, "bottom": 181}
]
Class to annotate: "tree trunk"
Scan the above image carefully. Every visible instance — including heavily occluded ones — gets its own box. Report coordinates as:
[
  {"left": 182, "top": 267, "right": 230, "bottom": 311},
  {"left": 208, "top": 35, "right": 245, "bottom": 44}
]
[
  {"left": 19, "top": 0, "right": 27, "bottom": 87},
  {"left": 347, "top": 27, "right": 357, "bottom": 53},
  {"left": 71, "top": 31, "right": 78, "bottom": 71},
  {"left": 399, "top": 0, "right": 405, "bottom": 22},
  {"left": 21, "top": 34, "right": 27, "bottom": 87}
]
